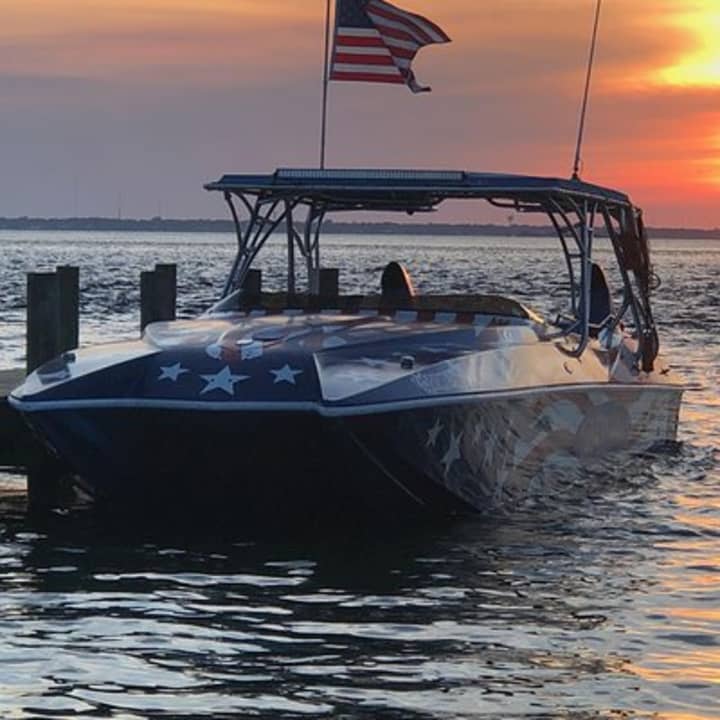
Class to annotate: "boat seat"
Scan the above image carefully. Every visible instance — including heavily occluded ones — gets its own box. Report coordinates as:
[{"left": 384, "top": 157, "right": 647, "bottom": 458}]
[
  {"left": 227, "top": 291, "right": 533, "bottom": 321},
  {"left": 589, "top": 263, "right": 613, "bottom": 336},
  {"left": 380, "top": 262, "right": 415, "bottom": 304}
]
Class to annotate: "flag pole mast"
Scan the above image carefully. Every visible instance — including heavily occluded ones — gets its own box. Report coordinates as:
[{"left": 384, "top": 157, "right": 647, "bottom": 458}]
[
  {"left": 572, "top": 0, "right": 602, "bottom": 180},
  {"left": 320, "top": 0, "right": 333, "bottom": 169}
]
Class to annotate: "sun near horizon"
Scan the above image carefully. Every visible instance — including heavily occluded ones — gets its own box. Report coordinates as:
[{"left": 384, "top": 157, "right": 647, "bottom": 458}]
[{"left": 0, "top": 0, "right": 718, "bottom": 227}]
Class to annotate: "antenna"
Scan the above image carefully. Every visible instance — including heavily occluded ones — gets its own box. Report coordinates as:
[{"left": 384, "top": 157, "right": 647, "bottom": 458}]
[{"left": 572, "top": 0, "right": 603, "bottom": 180}]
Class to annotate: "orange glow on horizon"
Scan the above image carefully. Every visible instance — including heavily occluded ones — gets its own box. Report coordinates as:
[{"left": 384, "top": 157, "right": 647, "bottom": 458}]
[
  {"left": 0, "top": 0, "right": 718, "bottom": 223},
  {"left": 655, "top": 3, "right": 720, "bottom": 88}
]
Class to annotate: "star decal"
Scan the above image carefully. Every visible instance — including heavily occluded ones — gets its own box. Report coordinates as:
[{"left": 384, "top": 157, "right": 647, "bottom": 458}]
[
  {"left": 158, "top": 363, "right": 189, "bottom": 382},
  {"left": 441, "top": 432, "right": 464, "bottom": 478},
  {"left": 205, "top": 343, "right": 223, "bottom": 360},
  {"left": 200, "top": 366, "right": 249, "bottom": 396},
  {"left": 472, "top": 424, "right": 484, "bottom": 446},
  {"left": 270, "top": 364, "right": 304, "bottom": 385},
  {"left": 426, "top": 418, "right": 443, "bottom": 448}
]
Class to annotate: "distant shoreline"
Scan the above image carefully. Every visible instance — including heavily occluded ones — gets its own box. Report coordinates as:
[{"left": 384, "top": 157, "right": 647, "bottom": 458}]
[{"left": 0, "top": 217, "right": 718, "bottom": 240}]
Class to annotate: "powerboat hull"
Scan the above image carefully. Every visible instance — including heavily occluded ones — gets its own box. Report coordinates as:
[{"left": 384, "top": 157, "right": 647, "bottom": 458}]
[
  {"left": 16, "top": 378, "right": 683, "bottom": 521},
  {"left": 8, "top": 168, "right": 689, "bottom": 523}
]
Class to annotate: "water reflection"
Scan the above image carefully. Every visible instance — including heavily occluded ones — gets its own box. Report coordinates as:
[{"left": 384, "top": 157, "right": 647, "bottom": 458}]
[
  {"left": 0, "top": 233, "right": 718, "bottom": 718},
  {"left": 0, "top": 442, "right": 718, "bottom": 719}
]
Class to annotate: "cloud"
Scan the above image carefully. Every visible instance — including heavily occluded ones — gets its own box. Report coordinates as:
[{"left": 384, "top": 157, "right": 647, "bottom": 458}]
[{"left": 0, "top": 0, "right": 717, "bottom": 225}]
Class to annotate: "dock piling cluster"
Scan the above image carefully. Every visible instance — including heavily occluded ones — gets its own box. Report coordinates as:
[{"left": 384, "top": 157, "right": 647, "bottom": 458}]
[{"left": 3, "top": 263, "right": 179, "bottom": 507}]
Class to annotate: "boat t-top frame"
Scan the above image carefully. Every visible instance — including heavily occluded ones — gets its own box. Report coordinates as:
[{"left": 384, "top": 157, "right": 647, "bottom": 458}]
[{"left": 205, "top": 168, "right": 659, "bottom": 371}]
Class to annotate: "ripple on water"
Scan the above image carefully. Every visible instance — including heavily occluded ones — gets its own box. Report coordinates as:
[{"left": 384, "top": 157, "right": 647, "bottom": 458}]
[{"left": 0, "top": 234, "right": 719, "bottom": 719}]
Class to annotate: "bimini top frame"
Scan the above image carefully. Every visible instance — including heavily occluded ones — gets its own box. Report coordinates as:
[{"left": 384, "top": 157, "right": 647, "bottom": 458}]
[{"left": 205, "top": 168, "right": 659, "bottom": 371}]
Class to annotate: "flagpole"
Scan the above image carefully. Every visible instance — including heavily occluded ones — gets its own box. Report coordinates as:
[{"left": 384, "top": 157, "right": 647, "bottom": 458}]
[
  {"left": 572, "top": 0, "right": 602, "bottom": 180},
  {"left": 320, "top": 0, "right": 332, "bottom": 169}
]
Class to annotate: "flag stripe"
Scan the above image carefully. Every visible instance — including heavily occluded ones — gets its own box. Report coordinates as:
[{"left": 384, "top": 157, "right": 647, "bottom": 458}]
[
  {"left": 334, "top": 28, "right": 381, "bottom": 38},
  {"left": 330, "top": 71, "right": 406, "bottom": 84},
  {"left": 335, "top": 35, "right": 387, "bottom": 47},
  {"left": 335, "top": 53, "right": 395, "bottom": 66},
  {"left": 334, "top": 45, "right": 393, "bottom": 56},
  {"left": 369, "top": 0, "right": 450, "bottom": 43},
  {"left": 365, "top": 21, "right": 424, "bottom": 47},
  {"left": 332, "top": 63, "right": 403, "bottom": 76},
  {"left": 366, "top": 5, "right": 435, "bottom": 45},
  {"left": 381, "top": 38, "right": 419, "bottom": 54}
]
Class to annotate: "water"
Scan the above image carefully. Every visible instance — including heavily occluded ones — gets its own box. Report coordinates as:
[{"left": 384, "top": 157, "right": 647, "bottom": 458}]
[{"left": 0, "top": 231, "right": 718, "bottom": 719}]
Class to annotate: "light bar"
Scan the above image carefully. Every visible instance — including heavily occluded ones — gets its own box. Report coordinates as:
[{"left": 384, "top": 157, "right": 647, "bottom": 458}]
[{"left": 276, "top": 168, "right": 466, "bottom": 183}]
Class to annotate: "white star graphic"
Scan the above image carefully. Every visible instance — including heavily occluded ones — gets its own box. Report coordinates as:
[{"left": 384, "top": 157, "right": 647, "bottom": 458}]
[
  {"left": 426, "top": 418, "right": 443, "bottom": 448},
  {"left": 270, "top": 364, "right": 304, "bottom": 385},
  {"left": 441, "top": 432, "right": 464, "bottom": 478},
  {"left": 158, "top": 363, "right": 189, "bottom": 382},
  {"left": 472, "top": 424, "right": 484, "bottom": 446},
  {"left": 205, "top": 343, "right": 223, "bottom": 360},
  {"left": 483, "top": 430, "right": 499, "bottom": 468},
  {"left": 200, "top": 366, "right": 249, "bottom": 396}
]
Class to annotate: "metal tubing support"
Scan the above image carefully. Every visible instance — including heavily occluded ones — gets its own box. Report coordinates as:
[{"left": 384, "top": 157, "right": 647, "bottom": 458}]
[
  {"left": 285, "top": 201, "right": 297, "bottom": 295},
  {"left": 547, "top": 199, "right": 584, "bottom": 318},
  {"left": 228, "top": 198, "right": 296, "bottom": 295},
  {"left": 547, "top": 208, "right": 580, "bottom": 316},
  {"left": 601, "top": 205, "right": 646, "bottom": 364},
  {"left": 575, "top": 200, "right": 594, "bottom": 356},
  {"left": 303, "top": 205, "right": 326, "bottom": 294},
  {"left": 222, "top": 192, "right": 251, "bottom": 297}
]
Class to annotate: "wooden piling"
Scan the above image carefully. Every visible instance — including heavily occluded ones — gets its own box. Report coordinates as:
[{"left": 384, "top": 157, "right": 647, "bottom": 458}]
[
  {"left": 154, "top": 263, "right": 177, "bottom": 321},
  {"left": 56, "top": 265, "right": 80, "bottom": 354},
  {"left": 314, "top": 268, "right": 339, "bottom": 299},
  {"left": 26, "top": 272, "right": 60, "bottom": 374},
  {"left": 242, "top": 269, "right": 262, "bottom": 296},
  {"left": 26, "top": 266, "right": 81, "bottom": 374},
  {"left": 140, "top": 264, "right": 177, "bottom": 331}
]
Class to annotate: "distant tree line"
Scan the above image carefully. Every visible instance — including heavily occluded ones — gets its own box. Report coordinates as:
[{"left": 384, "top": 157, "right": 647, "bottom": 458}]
[{"left": 0, "top": 216, "right": 717, "bottom": 239}]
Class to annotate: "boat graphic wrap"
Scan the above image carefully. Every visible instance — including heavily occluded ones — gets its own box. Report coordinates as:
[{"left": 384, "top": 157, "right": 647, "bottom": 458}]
[
  {"left": 13, "top": 312, "right": 554, "bottom": 407},
  {"left": 348, "top": 386, "right": 682, "bottom": 512}
]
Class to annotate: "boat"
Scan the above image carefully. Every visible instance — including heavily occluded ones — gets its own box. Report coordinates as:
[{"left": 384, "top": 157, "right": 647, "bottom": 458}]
[{"left": 9, "top": 169, "right": 684, "bottom": 520}]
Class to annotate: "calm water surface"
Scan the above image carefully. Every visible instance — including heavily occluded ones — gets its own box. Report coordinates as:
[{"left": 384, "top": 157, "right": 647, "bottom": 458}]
[{"left": 0, "top": 231, "right": 718, "bottom": 718}]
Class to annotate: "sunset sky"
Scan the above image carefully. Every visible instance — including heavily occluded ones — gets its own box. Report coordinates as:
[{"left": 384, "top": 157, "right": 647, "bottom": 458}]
[{"left": 0, "top": 0, "right": 718, "bottom": 226}]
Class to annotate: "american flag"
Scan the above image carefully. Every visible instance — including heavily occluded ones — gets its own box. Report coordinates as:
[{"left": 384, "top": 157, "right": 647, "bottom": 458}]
[{"left": 330, "top": 0, "right": 451, "bottom": 94}]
